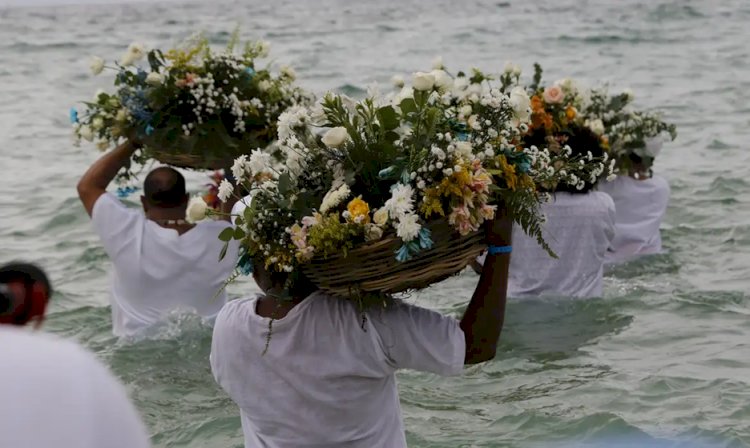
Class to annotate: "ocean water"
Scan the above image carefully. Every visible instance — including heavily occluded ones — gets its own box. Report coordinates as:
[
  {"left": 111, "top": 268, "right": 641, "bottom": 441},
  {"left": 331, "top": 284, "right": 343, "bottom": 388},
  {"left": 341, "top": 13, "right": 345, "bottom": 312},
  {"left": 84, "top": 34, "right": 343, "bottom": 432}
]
[{"left": 1, "top": 0, "right": 749, "bottom": 446}]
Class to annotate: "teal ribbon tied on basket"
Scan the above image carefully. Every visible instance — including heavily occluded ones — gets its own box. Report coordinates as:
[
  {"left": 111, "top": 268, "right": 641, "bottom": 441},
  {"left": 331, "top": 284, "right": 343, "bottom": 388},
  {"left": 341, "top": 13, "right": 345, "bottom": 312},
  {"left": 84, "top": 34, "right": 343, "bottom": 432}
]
[{"left": 395, "top": 227, "right": 433, "bottom": 262}]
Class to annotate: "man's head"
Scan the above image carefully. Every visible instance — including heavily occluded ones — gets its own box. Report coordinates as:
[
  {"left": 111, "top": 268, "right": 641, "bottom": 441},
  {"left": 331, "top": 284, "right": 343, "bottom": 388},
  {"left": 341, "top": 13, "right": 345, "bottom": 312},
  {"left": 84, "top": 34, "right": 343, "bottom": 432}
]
[
  {"left": 0, "top": 262, "right": 52, "bottom": 327},
  {"left": 141, "top": 167, "right": 188, "bottom": 212}
]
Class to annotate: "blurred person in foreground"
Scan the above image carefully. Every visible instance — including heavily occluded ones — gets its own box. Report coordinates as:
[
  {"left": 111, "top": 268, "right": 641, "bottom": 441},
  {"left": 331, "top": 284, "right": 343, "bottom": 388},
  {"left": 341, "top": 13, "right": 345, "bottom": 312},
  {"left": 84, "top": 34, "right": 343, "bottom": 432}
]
[
  {"left": 473, "top": 126, "right": 615, "bottom": 298},
  {"left": 597, "top": 137, "right": 670, "bottom": 265},
  {"left": 77, "top": 139, "right": 240, "bottom": 337},
  {"left": 0, "top": 262, "right": 151, "bottom": 448},
  {"left": 210, "top": 206, "right": 513, "bottom": 447}
]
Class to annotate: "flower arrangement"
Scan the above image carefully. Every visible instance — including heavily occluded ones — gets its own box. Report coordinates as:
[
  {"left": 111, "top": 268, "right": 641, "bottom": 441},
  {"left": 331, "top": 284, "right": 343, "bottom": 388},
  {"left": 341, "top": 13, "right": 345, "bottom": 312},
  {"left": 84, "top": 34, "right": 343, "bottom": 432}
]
[
  {"left": 216, "top": 62, "right": 615, "bottom": 299},
  {"left": 579, "top": 86, "right": 676, "bottom": 173},
  {"left": 71, "top": 31, "right": 312, "bottom": 182}
]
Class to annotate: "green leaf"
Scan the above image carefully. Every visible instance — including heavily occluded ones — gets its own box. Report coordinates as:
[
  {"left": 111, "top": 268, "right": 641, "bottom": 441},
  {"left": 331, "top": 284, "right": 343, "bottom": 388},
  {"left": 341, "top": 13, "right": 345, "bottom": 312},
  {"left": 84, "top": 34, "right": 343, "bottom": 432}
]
[
  {"left": 399, "top": 98, "right": 417, "bottom": 116},
  {"left": 277, "top": 172, "right": 292, "bottom": 194},
  {"left": 376, "top": 105, "right": 400, "bottom": 130},
  {"left": 233, "top": 226, "right": 246, "bottom": 239},
  {"left": 219, "top": 241, "right": 229, "bottom": 261},
  {"left": 218, "top": 227, "right": 235, "bottom": 242}
]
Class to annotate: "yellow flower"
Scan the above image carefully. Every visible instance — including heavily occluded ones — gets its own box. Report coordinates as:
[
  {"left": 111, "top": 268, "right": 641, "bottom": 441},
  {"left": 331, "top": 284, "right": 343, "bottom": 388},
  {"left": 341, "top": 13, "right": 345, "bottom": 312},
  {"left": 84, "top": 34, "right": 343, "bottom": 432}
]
[
  {"left": 347, "top": 196, "right": 370, "bottom": 224},
  {"left": 497, "top": 155, "right": 518, "bottom": 191}
]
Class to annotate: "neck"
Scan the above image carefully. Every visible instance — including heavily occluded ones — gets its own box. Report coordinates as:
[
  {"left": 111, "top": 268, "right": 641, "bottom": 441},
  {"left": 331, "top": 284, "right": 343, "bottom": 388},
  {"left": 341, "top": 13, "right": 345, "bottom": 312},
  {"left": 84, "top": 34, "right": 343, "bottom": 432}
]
[{"left": 146, "top": 208, "right": 187, "bottom": 222}]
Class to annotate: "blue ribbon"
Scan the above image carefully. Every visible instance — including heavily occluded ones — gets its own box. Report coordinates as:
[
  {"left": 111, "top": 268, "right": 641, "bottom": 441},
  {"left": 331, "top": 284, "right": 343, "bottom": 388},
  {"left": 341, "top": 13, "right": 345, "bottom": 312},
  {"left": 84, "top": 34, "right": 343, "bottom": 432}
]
[
  {"left": 69, "top": 108, "right": 78, "bottom": 124},
  {"left": 378, "top": 166, "right": 395, "bottom": 179},
  {"left": 418, "top": 227, "right": 433, "bottom": 250},
  {"left": 395, "top": 244, "right": 412, "bottom": 262},
  {"left": 457, "top": 132, "right": 470, "bottom": 142},
  {"left": 116, "top": 186, "right": 139, "bottom": 198},
  {"left": 245, "top": 67, "right": 256, "bottom": 77},
  {"left": 145, "top": 124, "right": 155, "bottom": 136},
  {"left": 237, "top": 249, "right": 254, "bottom": 275}
]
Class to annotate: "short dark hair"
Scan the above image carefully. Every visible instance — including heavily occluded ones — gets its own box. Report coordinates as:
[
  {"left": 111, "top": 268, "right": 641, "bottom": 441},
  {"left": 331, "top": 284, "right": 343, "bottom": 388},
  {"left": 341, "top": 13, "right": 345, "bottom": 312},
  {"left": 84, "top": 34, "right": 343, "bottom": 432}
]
[
  {"left": 143, "top": 167, "right": 187, "bottom": 208},
  {"left": 0, "top": 262, "right": 52, "bottom": 295},
  {"left": 524, "top": 125, "right": 605, "bottom": 194}
]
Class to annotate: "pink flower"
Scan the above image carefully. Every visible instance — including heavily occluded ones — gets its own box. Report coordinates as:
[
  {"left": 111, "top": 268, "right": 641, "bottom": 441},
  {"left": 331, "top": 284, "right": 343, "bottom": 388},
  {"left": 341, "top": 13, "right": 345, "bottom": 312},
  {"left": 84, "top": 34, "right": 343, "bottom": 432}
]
[
  {"left": 479, "top": 204, "right": 497, "bottom": 220},
  {"left": 543, "top": 85, "right": 564, "bottom": 104},
  {"left": 449, "top": 204, "right": 479, "bottom": 236}
]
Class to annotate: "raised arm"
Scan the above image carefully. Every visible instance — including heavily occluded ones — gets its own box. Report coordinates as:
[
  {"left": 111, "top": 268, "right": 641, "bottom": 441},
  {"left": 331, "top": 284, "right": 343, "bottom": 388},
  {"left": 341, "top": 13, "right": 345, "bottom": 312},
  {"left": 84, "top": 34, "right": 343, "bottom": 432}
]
[
  {"left": 76, "top": 141, "right": 138, "bottom": 217},
  {"left": 460, "top": 206, "right": 513, "bottom": 364}
]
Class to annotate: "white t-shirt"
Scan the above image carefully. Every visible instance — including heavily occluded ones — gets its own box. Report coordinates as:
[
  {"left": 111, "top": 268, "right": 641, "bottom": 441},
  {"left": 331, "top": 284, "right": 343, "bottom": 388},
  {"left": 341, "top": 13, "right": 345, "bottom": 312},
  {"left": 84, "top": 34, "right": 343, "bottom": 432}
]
[
  {"left": 210, "top": 292, "right": 465, "bottom": 448},
  {"left": 484, "top": 191, "right": 615, "bottom": 298},
  {"left": 0, "top": 327, "right": 151, "bottom": 448},
  {"left": 597, "top": 175, "right": 670, "bottom": 265},
  {"left": 91, "top": 193, "right": 240, "bottom": 337}
]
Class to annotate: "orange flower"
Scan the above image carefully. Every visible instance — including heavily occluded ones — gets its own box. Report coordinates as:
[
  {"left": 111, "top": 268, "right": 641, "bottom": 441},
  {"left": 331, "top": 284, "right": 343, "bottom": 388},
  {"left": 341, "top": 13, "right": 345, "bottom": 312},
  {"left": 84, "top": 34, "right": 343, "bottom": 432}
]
[{"left": 565, "top": 106, "right": 577, "bottom": 120}]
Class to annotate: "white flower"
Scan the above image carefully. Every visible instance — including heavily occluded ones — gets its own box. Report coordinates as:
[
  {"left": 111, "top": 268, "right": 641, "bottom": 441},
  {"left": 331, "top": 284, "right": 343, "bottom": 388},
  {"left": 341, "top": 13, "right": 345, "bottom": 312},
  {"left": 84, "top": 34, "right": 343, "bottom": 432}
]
[
  {"left": 396, "top": 213, "right": 421, "bottom": 242},
  {"left": 115, "top": 108, "right": 129, "bottom": 123},
  {"left": 186, "top": 197, "right": 208, "bottom": 223},
  {"left": 391, "top": 75, "right": 405, "bottom": 88},
  {"left": 320, "top": 184, "right": 350, "bottom": 214},
  {"left": 430, "top": 69, "right": 453, "bottom": 90},
  {"left": 78, "top": 125, "right": 94, "bottom": 142},
  {"left": 384, "top": 183, "right": 414, "bottom": 219},
  {"left": 89, "top": 56, "right": 105, "bottom": 75},
  {"left": 509, "top": 86, "right": 531, "bottom": 122},
  {"left": 513, "top": 64, "right": 522, "bottom": 77},
  {"left": 231, "top": 155, "right": 249, "bottom": 181},
  {"left": 503, "top": 61, "right": 515, "bottom": 74},
  {"left": 468, "top": 114, "right": 481, "bottom": 130},
  {"left": 217, "top": 179, "right": 234, "bottom": 202},
  {"left": 586, "top": 118, "right": 605, "bottom": 136},
  {"left": 258, "top": 80, "right": 272, "bottom": 92},
  {"left": 459, "top": 105, "right": 473, "bottom": 118},
  {"left": 432, "top": 56, "right": 444, "bottom": 70},
  {"left": 455, "top": 141, "right": 473, "bottom": 158},
  {"left": 119, "top": 42, "right": 146, "bottom": 66},
  {"left": 373, "top": 207, "right": 389, "bottom": 226},
  {"left": 248, "top": 149, "right": 272, "bottom": 175},
  {"left": 321, "top": 126, "right": 350, "bottom": 148},
  {"left": 91, "top": 117, "right": 104, "bottom": 130},
  {"left": 412, "top": 72, "right": 435, "bottom": 91},
  {"left": 395, "top": 86, "right": 414, "bottom": 103},
  {"left": 280, "top": 65, "right": 296, "bottom": 80},
  {"left": 146, "top": 72, "right": 164, "bottom": 85},
  {"left": 257, "top": 40, "right": 271, "bottom": 58},
  {"left": 642, "top": 136, "right": 664, "bottom": 158},
  {"left": 364, "top": 223, "right": 384, "bottom": 242}
]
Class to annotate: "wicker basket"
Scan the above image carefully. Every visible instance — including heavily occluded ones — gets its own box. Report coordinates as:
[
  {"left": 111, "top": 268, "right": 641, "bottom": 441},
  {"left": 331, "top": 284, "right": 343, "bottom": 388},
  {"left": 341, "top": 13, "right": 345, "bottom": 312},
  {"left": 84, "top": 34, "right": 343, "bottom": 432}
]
[
  {"left": 142, "top": 128, "right": 272, "bottom": 171},
  {"left": 301, "top": 220, "right": 486, "bottom": 298}
]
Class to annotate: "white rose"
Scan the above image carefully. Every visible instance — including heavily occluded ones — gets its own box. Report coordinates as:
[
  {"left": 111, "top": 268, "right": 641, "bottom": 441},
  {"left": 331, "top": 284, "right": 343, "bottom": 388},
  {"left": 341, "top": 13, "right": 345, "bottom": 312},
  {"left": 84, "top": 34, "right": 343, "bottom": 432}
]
[
  {"left": 432, "top": 56, "right": 444, "bottom": 70},
  {"left": 186, "top": 197, "right": 208, "bottom": 223},
  {"left": 453, "top": 76, "right": 469, "bottom": 91},
  {"left": 257, "top": 40, "right": 271, "bottom": 58},
  {"left": 91, "top": 117, "right": 104, "bottom": 130},
  {"left": 430, "top": 69, "right": 452, "bottom": 90},
  {"left": 364, "top": 223, "right": 384, "bottom": 242},
  {"left": 509, "top": 86, "right": 531, "bottom": 121},
  {"left": 78, "top": 125, "right": 94, "bottom": 142},
  {"left": 513, "top": 64, "right": 522, "bottom": 77},
  {"left": 146, "top": 72, "right": 164, "bottom": 85},
  {"left": 119, "top": 42, "right": 146, "bottom": 66},
  {"left": 412, "top": 72, "right": 435, "bottom": 91},
  {"left": 503, "top": 62, "right": 514, "bottom": 74},
  {"left": 459, "top": 105, "right": 473, "bottom": 117},
  {"left": 89, "top": 56, "right": 105, "bottom": 75},
  {"left": 587, "top": 118, "right": 605, "bottom": 136},
  {"left": 321, "top": 127, "right": 350, "bottom": 148},
  {"left": 391, "top": 75, "right": 405, "bottom": 88}
]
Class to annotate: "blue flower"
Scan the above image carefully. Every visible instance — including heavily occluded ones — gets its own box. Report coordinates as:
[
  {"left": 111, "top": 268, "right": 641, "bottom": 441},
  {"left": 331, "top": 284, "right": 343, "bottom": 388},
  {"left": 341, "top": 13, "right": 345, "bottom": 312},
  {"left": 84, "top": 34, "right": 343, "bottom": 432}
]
[
  {"left": 245, "top": 67, "right": 256, "bottom": 77},
  {"left": 116, "top": 186, "right": 138, "bottom": 198},
  {"left": 69, "top": 108, "right": 79, "bottom": 124},
  {"left": 136, "top": 69, "right": 148, "bottom": 83},
  {"left": 400, "top": 169, "right": 411, "bottom": 184},
  {"left": 457, "top": 132, "right": 470, "bottom": 142},
  {"left": 378, "top": 166, "right": 395, "bottom": 179},
  {"left": 518, "top": 161, "right": 531, "bottom": 173},
  {"left": 145, "top": 124, "right": 155, "bottom": 136},
  {"left": 237, "top": 249, "right": 254, "bottom": 275},
  {"left": 395, "top": 245, "right": 412, "bottom": 262},
  {"left": 418, "top": 227, "right": 433, "bottom": 250}
]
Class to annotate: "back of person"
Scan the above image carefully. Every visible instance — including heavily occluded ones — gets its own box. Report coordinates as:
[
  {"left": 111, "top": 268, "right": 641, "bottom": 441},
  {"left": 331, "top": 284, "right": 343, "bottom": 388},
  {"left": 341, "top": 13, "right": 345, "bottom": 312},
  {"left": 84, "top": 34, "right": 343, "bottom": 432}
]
[
  {"left": 508, "top": 191, "right": 616, "bottom": 298},
  {"left": 92, "top": 193, "right": 239, "bottom": 337},
  {"left": 210, "top": 292, "right": 465, "bottom": 448},
  {"left": 0, "top": 326, "right": 151, "bottom": 448},
  {"left": 598, "top": 175, "right": 670, "bottom": 265}
]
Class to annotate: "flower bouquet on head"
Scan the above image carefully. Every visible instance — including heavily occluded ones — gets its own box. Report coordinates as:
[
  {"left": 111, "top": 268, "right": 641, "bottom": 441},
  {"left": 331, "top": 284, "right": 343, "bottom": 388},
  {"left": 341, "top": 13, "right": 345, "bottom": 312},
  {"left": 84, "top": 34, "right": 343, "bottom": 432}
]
[
  {"left": 71, "top": 30, "right": 312, "bottom": 184},
  {"left": 217, "top": 60, "right": 611, "bottom": 303},
  {"left": 580, "top": 86, "right": 676, "bottom": 175}
]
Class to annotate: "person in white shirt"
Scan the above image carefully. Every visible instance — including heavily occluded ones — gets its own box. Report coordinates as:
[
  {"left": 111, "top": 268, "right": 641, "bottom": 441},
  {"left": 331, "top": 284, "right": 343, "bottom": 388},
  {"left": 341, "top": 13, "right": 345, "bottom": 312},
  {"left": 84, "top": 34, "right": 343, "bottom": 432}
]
[
  {"left": 77, "top": 140, "right": 239, "bottom": 337},
  {"left": 210, "top": 207, "right": 514, "bottom": 447},
  {"left": 473, "top": 126, "right": 615, "bottom": 298},
  {"left": 0, "top": 263, "right": 151, "bottom": 448},
  {"left": 598, "top": 152, "right": 670, "bottom": 265}
]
